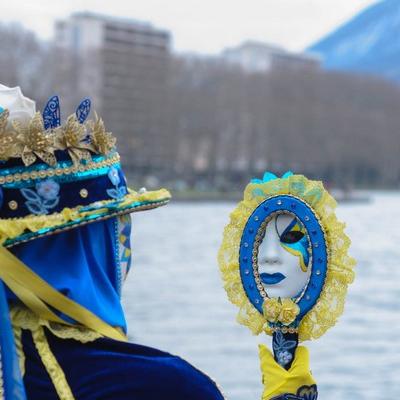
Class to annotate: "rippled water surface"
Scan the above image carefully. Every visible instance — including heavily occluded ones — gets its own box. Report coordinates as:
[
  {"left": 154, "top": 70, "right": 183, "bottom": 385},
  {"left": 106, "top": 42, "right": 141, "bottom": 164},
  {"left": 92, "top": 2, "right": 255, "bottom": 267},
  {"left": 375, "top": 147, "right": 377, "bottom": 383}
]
[{"left": 123, "top": 193, "right": 400, "bottom": 400}]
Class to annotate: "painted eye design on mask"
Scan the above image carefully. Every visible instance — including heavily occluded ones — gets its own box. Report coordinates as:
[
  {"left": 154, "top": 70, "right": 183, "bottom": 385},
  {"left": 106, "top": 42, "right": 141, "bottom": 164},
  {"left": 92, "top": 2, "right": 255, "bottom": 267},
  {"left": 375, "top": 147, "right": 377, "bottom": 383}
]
[
  {"left": 280, "top": 229, "right": 305, "bottom": 244},
  {"left": 276, "top": 216, "right": 310, "bottom": 272}
]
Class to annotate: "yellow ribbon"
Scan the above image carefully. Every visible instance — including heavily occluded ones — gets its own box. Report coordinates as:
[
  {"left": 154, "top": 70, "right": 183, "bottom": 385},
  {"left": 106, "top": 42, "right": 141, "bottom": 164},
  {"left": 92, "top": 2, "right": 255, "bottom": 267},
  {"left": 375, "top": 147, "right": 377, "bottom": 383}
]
[
  {"left": 259, "top": 345, "right": 317, "bottom": 400},
  {"left": 0, "top": 246, "right": 126, "bottom": 342}
]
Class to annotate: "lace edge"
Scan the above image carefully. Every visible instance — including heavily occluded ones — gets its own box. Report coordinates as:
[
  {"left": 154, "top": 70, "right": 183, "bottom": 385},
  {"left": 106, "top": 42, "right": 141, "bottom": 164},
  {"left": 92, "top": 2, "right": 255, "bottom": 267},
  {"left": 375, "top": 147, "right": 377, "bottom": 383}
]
[{"left": 10, "top": 305, "right": 103, "bottom": 344}]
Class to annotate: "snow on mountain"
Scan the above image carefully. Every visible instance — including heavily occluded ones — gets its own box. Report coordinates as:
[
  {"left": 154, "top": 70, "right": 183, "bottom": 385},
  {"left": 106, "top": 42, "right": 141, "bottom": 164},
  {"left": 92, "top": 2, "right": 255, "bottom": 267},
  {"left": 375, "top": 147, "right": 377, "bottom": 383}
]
[{"left": 308, "top": 0, "right": 400, "bottom": 82}]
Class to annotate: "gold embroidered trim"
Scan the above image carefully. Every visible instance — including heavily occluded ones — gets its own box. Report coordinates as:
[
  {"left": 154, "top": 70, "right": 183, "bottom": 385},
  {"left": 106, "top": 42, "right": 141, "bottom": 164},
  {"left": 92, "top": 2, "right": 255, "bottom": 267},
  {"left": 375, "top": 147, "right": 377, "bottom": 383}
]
[
  {"left": 0, "top": 153, "right": 120, "bottom": 185},
  {"left": 32, "top": 326, "right": 75, "bottom": 400},
  {"left": 0, "top": 188, "right": 171, "bottom": 246},
  {"left": 13, "top": 326, "right": 25, "bottom": 377}
]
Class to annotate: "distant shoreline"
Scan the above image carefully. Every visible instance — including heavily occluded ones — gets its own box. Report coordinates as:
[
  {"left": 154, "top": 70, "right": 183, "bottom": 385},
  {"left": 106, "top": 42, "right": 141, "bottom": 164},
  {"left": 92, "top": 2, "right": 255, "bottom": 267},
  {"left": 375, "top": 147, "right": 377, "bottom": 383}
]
[{"left": 169, "top": 190, "right": 374, "bottom": 203}]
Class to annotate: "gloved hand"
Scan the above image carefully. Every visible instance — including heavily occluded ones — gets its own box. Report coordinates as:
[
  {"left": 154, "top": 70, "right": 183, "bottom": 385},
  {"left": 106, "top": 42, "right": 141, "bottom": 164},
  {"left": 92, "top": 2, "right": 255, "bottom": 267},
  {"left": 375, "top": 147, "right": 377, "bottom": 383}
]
[{"left": 259, "top": 345, "right": 318, "bottom": 400}]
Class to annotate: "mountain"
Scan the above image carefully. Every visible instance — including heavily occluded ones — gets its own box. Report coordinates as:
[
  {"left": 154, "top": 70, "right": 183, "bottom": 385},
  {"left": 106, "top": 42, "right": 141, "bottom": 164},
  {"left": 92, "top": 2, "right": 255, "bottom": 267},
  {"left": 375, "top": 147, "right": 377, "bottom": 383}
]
[{"left": 308, "top": 0, "right": 400, "bottom": 82}]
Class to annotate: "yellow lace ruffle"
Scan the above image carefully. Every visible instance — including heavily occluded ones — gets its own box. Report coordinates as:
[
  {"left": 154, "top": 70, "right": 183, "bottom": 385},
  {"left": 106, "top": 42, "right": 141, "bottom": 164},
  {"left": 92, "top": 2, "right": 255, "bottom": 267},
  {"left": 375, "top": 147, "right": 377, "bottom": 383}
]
[
  {"left": 10, "top": 305, "right": 103, "bottom": 343},
  {"left": 0, "top": 188, "right": 170, "bottom": 245},
  {"left": 218, "top": 174, "right": 356, "bottom": 342}
]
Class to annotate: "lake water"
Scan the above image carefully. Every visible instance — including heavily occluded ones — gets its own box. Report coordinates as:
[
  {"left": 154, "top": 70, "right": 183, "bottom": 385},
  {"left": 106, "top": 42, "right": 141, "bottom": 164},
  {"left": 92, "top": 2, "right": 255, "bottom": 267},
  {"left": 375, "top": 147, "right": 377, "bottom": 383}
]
[{"left": 123, "top": 192, "right": 400, "bottom": 400}]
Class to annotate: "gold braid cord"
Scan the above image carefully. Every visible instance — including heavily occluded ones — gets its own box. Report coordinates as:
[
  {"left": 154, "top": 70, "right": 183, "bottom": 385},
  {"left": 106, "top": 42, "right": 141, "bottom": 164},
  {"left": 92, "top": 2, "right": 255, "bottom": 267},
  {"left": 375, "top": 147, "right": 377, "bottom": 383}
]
[
  {"left": 218, "top": 174, "right": 356, "bottom": 342},
  {"left": 32, "top": 326, "right": 76, "bottom": 400}
]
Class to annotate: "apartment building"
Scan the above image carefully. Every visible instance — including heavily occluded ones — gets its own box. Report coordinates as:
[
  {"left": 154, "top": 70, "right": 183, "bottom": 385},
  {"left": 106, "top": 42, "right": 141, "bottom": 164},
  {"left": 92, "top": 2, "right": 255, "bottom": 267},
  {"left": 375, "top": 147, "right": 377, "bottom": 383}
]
[{"left": 55, "top": 12, "right": 171, "bottom": 176}]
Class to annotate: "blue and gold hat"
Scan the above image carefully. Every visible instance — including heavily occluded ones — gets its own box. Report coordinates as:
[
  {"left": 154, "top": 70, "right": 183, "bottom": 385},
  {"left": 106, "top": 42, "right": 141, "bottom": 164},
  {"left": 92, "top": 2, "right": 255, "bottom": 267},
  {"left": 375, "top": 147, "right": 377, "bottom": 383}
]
[{"left": 0, "top": 95, "right": 171, "bottom": 247}]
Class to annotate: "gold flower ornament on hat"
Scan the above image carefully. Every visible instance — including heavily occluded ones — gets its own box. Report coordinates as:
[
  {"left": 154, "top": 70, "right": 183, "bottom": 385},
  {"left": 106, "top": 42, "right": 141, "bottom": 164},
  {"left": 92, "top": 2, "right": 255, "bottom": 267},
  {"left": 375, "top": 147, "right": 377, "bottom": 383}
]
[
  {"left": 0, "top": 109, "right": 117, "bottom": 167},
  {"left": 0, "top": 110, "right": 19, "bottom": 161},
  {"left": 13, "top": 112, "right": 57, "bottom": 167}
]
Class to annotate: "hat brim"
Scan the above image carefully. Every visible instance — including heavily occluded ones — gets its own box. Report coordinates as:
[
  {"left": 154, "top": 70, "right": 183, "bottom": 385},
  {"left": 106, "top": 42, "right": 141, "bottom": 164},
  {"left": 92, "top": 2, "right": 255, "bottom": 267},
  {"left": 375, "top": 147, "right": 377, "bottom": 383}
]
[{"left": 1, "top": 188, "right": 171, "bottom": 248}]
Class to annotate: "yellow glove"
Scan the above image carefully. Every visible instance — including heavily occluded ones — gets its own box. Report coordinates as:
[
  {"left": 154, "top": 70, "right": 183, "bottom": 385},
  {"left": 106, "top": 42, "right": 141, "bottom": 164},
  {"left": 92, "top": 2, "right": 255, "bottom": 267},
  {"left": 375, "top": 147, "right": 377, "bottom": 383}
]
[{"left": 259, "top": 345, "right": 317, "bottom": 400}]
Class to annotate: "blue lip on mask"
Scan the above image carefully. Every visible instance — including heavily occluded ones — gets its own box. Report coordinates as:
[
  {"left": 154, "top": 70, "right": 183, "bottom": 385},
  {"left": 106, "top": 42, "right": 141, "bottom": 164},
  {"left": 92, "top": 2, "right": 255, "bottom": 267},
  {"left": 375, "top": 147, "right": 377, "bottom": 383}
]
[{"left": 260, "top": 272, "right": 286, "bottom": 285}]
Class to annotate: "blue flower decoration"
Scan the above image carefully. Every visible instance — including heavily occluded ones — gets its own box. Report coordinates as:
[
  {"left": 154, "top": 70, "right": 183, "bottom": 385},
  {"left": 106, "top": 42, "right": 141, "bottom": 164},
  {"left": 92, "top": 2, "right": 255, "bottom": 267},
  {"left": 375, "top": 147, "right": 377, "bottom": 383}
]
[
  {"left": 271, "top": 385, "right": 318, "bottom": 400},
  {"left": 108, "top": 167, "right": 121, "bottom": 186},
  {"left": 107, "top": 167, "right": 126, "bottom": 200},
  {"left": 21, "top": 179, "right": 60, "bottom": 215},
  {"left": 251, "top": 171, "right": 293, "bottom": 184},
  {"left": 36, "top": 180, "right": 60, "bottom": 200},
  {"left": 296, "top": 385, "right": 318, "bottom": 400},
  {"left": 107, "top": 186, "right": 127, "bottom": 200},
  {"left": 272, "top": 331, "right": 297, "bottom": 367},
  {"left": 277, "top": 350, "right": 293, "bottom": 366}
]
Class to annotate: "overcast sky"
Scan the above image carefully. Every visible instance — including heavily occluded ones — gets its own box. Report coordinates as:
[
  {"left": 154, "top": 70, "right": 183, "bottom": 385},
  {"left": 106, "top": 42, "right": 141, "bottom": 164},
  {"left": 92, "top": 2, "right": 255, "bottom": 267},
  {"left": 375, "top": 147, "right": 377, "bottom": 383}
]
[{"left": 3, "top": 0, "right": 377, "bottom": 54}]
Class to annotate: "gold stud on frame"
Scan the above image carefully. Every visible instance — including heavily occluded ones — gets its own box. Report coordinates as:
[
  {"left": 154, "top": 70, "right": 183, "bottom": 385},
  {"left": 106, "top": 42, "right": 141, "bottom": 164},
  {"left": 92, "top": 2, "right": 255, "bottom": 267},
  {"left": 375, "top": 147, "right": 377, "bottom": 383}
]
[
  {"left": 80, "top": 189, "right": 89, "bottom": 198},
  {"left": 8, "top": 200, "right": 18, "bottom": 210}
]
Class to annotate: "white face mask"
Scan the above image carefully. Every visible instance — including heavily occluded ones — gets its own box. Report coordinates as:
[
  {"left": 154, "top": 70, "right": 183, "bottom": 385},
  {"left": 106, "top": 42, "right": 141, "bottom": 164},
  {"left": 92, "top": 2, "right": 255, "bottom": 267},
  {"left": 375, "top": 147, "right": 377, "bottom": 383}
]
[{"left": 258, "top": 214, "right": 311, "bottom": 299}]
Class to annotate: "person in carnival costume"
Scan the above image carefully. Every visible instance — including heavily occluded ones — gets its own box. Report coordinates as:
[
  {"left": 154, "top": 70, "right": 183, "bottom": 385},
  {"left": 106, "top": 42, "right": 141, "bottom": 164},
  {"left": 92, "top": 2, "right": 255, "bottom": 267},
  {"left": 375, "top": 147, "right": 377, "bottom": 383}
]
[{"left": 0, "top": 84, "right": 225, "bottom": 400}]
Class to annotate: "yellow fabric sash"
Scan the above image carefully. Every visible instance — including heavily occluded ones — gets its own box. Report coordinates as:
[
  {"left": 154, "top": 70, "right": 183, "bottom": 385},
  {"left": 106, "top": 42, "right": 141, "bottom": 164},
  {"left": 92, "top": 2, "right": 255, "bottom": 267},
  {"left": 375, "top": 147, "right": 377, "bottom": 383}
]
[
  {"left": 0, "top": 246, "right": 126, "bottom": 342},
  {"left": 259, "top": 345, "right": 316, "bottom": 399}
]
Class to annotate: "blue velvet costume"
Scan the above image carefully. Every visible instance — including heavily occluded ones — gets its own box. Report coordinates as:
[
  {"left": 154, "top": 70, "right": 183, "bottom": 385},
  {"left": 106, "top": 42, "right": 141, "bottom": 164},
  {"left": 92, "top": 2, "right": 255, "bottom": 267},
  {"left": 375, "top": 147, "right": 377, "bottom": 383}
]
[{"left": 9, "top": 219, "right": 224, "bottom": 400}]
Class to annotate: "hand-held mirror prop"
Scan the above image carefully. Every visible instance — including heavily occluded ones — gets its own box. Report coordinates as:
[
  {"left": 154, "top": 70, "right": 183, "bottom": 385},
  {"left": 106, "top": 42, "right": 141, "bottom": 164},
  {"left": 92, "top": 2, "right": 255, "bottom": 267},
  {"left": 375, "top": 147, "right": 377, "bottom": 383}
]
[{"left": 219, "top": 172, "right": 356, "bottom": 380}]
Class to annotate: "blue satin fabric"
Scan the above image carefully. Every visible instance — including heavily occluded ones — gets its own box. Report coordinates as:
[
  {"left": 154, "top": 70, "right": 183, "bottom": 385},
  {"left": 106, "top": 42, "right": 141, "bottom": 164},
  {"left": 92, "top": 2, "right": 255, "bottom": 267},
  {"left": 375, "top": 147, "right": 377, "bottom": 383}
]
[
  {"left": 0, "top": 281, "right": 26, "bottom": 399},
  {"left": 21, "top": 328, "right": 224, "bottom": 400},
  {"left": 7, "top": 218, "right": 127, "bottom": 332}
]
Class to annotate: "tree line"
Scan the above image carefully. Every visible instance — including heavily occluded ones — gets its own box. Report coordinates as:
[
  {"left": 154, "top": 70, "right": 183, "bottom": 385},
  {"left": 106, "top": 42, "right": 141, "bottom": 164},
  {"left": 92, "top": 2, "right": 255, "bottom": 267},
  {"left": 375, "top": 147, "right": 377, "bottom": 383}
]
[{"left": 1, "top": 23, "right": 399, "bottom": 189}]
